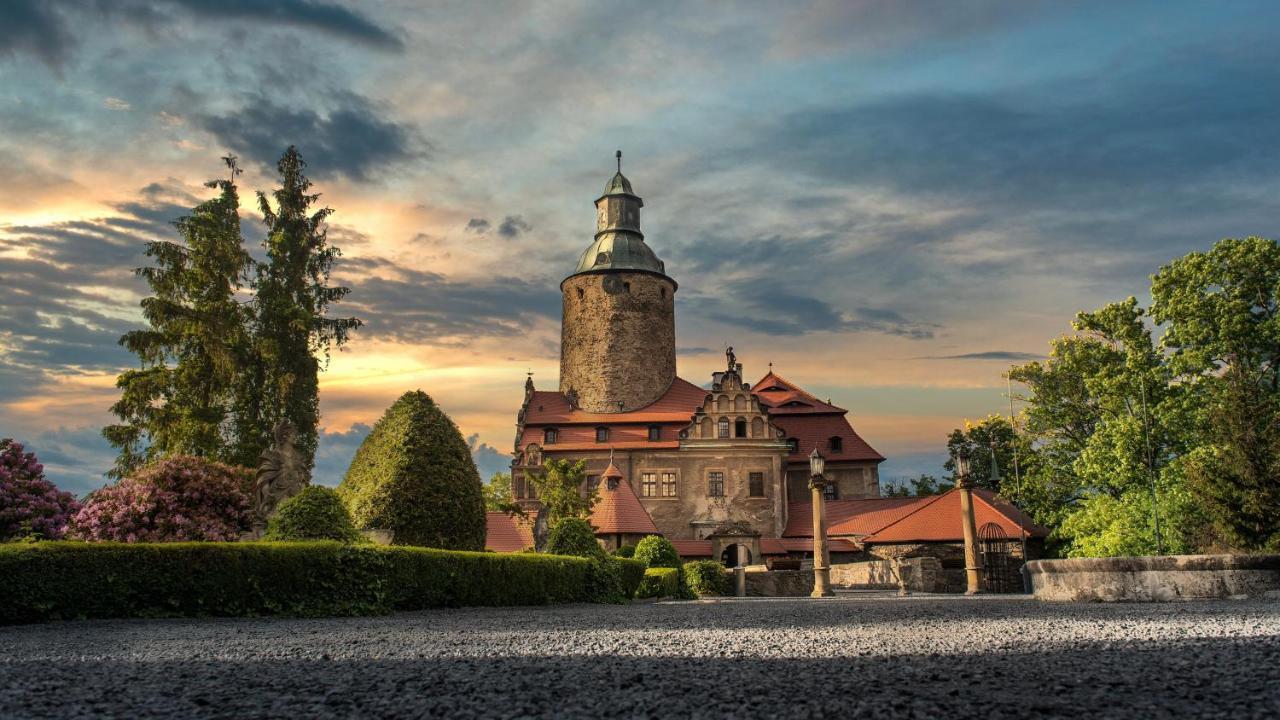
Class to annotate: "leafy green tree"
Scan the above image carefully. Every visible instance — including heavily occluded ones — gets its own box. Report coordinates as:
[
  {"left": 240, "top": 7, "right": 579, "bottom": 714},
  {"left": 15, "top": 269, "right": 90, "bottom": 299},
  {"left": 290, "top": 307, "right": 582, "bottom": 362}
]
[
  {"left": 1152, "top": 237, "right": 1280, "bottom": 550},
  {"left": 482, "top": 472, "right": 513, "bottom": 511},
  {"left": 234, "top": 146, "right": 360, "bottom": 470},
  {"left": 883, "top": 474, "right": 953, "bottom": 497},
  {"left": 338, "top": 391, "right": 485, "bottom": 549},
  {"left": 526, "top": 458, "right": 597, "bottom": 524},
  {"left": 104, "top": 157, "right": 251, "bottom": 477},
  {"left": 944, "top": 415, "right": 1022, "bottom": 492}
]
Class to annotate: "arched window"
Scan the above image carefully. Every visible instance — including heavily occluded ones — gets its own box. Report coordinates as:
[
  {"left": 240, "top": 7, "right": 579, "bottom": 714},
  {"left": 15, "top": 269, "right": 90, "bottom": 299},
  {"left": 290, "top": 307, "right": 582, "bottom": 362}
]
[
  {"left": 701, "top": 416, "right": 713, "bottom": 438},
  {"left": 717, "top": 396, "right": 729, "bottom": 412},
  {"left": 733, "top": 395, "right": 746, "bottom": 411},
  {"left": 717, "top": 417, "right": 730, "bottom": 438},
  {"left": 830, "top": 436, "right": 843, "bottom": 452}
]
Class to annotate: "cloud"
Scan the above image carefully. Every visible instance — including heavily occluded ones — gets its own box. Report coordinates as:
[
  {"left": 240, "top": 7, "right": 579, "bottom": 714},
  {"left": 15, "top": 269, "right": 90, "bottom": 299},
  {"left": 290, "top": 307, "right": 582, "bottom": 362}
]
[
  {"left": 465, "top": 218, "right": 491, "bottom": 233},
  {"left": 922, "top": 351, "right": 1043, "bottom": 361},
  {"left": 198, "top": 93, "right": 418, "bottom": 180},
  {"left": 497, "top": 215, "right": 531, "bottom": 239},
  {"left": 336, "top": 257, "right": 561, "bottom": 344},
  {"left": 12, "top": 426, "right": 115, "bottom": 498},
  {"left": 312, "top": 422, "right": 371, "bottom": 487},
  {"left": 0, "top": 0, "right": 400, "bottom": 69},
  {"left": 467, "top": 434, "right": 510, "bottom": 480},
  {"left": 103, "top": 97, "right": 131, "bottom": 110}
]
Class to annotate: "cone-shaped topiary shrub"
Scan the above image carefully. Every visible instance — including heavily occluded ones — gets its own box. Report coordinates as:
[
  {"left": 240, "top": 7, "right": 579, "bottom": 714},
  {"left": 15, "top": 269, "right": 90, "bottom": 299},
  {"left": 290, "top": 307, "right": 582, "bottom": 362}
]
[
  {"left": 545, "top": 517, "right": 604, "bottom": 558},
  {"left": 633, "top": 534, "right": 680, "bottom": 568},
  {"left": 338, "top": 391, "right": 485, "bottom": 549},
  {"left": 264, "top": 485, "right": 361, "bottom": 542}
]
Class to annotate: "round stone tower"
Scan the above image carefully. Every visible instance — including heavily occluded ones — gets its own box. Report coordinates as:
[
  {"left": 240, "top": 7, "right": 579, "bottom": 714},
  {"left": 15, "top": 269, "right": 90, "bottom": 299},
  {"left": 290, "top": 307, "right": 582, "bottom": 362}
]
[{"left": 559, "top": 152, "right": 677, "bottom": 413}]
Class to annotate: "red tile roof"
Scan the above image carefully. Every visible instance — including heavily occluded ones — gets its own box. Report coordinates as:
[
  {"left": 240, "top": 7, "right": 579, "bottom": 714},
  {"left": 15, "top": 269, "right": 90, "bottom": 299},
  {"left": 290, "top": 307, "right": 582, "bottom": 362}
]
[
  {"left": 752, "top": 371, "right": 846, "bottom": 414},
  {"left": 862, "top": 488, "right": 1049, "bottom": 543},
  {"left": 485, "top": 511, "right": 534, "bottom": 552},
  {"left": 787, "top": 490, "right": 1047, "bottom": 543},
  {"left": 520, "top": 422, "right": 680, "bottom": 451},
  {"left": 771, "top": 413, "right": 885, "bottom": 464},
  {"left": 783, "top": 496, "right": 933, "bottom": 537},
  {"left": 669, "top": 538, "right": 859, "bottom": 558},
  {"left": 670, "top": 539, "right": 713, "bottom": 557},
  {"left": 590, "top": 471, "right": 661, "bottom": 536},
  {"left": 524, "top": 377, "right": 707, "bottom": 425}
]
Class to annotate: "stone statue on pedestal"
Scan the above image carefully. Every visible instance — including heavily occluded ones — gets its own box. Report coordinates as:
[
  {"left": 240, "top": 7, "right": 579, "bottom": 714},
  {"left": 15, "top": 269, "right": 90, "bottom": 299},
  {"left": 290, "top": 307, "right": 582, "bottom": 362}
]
[{"left": 250, "top": 419, "right": 308, "bottom": 535}]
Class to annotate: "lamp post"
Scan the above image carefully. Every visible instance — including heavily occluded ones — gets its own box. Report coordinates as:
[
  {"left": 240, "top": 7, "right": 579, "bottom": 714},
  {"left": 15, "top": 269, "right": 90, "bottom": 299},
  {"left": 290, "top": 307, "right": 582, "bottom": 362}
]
[
  {"left": 809, "top": 448, "right": 834, "bottom": 598},
  {"left": 954, "top": 450, "right": 983, "bottom": 595}
]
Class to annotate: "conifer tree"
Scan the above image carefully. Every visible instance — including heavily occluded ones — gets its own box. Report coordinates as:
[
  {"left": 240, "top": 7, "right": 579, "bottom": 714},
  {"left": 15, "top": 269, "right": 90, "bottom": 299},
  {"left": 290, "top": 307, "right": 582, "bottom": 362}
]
[
  {"left": 234, "top": 146, "right": 360, "bottom": 470},
  {"left": 104, "top": 157, "right": 251, "bottom": 477}
]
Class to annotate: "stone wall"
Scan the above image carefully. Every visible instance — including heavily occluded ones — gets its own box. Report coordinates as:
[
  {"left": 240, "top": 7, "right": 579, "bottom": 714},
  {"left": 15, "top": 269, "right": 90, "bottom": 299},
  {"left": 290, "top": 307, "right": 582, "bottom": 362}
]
[
  {"left": 744, "top": 568, "right": 814, "bottom": 597},
  {"left": 830, "top": 557, "right": 942, "bottom": 592},
  {"left": 785, "top": 462, "right": 879, "bottom": 502},
  {"left": 1029, "top": 554, "right": 1280, "bottom": 602},
  {"left": 559, "top": 271, "right": 676, "bottom": 413}
]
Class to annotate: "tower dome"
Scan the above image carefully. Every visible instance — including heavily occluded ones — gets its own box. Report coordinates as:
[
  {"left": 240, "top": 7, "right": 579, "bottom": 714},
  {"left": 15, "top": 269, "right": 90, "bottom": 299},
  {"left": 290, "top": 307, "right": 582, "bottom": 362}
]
[{"left": 559, "top": 152, "right": 677, "bottom": 413}]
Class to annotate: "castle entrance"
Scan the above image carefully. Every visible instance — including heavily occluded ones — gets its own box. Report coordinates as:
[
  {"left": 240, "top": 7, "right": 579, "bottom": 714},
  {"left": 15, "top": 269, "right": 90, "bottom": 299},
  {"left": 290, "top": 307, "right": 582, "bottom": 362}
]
[{"left": 721, "top": 543, "right": 751, "bottom": 568}]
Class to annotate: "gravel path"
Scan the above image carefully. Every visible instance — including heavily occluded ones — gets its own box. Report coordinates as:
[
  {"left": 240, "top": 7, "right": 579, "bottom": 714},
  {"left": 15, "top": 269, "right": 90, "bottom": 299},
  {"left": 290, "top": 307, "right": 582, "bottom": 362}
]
[{"left": 2, "top": 595, "right": 1278, "bottom": 719}]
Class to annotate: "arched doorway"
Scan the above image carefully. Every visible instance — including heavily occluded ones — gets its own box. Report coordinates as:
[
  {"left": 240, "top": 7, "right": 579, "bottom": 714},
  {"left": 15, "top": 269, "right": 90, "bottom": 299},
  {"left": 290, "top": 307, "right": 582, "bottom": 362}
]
[{"left": 721, "top": 543, "right": 751, "bottom": 568}]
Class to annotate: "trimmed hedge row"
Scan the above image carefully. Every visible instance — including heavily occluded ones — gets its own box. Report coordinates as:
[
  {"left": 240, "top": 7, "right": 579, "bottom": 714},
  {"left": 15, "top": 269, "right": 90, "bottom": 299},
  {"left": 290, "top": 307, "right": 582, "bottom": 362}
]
[
  {"left": 0, "top": 541, "right": 633, "bottom": 624},
  {"left": 637, "top": 567, "right": 681, "bottom": 599},
  {"left": 683, "top": 560, "right": 732, "bottom": 596},
  {"left": 616, "top": 557, "right": 646, "bottom": 597}
]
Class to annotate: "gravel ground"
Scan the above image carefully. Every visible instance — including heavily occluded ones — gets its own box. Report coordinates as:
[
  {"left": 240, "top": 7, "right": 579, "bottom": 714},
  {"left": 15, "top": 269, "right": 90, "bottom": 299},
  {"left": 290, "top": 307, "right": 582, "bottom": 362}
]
[{"left": 1, "top": 595, "right": 1278, "bottom": 719}]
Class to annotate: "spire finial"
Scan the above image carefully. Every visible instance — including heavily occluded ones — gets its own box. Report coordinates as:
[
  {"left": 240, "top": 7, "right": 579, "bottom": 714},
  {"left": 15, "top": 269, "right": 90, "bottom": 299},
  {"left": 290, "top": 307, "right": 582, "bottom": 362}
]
[{"left": 616, "top": 150, "right": 622, "bottom": 172}]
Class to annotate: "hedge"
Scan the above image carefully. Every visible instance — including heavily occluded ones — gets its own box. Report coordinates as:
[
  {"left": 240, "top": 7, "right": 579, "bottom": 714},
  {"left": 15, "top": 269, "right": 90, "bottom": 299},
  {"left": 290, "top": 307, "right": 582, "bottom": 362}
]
[
  {"left": 264, "top": 486, "right": 362, "bottom": 543},
  {"left": 616, "top": 557, "right": 646, "bottom": 598},
  {"left": 636, "top": 567, "right": 681, "bottom": 599},
  {"left": 0, "top": 541, "right": 607, "bottom": 625},
  {"left": 683, "top": 560, "right": 731, "bottom": 596}
]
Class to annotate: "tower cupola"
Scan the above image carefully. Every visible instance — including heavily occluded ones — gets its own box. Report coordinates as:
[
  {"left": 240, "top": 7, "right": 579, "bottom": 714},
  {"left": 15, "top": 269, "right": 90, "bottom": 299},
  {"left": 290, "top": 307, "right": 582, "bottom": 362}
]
[{"left": 558, "top": 153, "right": 678, "bottom": 413}]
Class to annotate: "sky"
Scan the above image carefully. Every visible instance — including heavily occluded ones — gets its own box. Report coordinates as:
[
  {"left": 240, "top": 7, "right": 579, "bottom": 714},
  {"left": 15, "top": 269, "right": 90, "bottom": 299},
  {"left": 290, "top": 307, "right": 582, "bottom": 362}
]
[{"left": 3, "top": 1, "right": 1280, "bottom": 496}]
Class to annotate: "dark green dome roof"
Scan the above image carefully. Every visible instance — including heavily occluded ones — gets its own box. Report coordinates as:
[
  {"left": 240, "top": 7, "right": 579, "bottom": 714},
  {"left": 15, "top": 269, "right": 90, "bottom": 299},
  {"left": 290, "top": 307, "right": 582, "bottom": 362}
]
[
  {"left": 572, "top": 233, "right": 667, "bottom": 277},
  {"left": 603, "top": 171, "right": 634, "bottom": 196}
]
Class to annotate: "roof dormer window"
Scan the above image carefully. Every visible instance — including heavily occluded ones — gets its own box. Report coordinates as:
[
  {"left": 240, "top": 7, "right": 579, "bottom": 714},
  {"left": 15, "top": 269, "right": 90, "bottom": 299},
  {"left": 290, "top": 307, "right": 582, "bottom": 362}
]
[
  {"left": 830, "top": 436, "right": 843, "bottom": 452},
  {"left": 595, "top": 427, "right": 609, "bottom": 443},
  {"left": 544, "top": 428, "right": 558, "bottom": 445}
]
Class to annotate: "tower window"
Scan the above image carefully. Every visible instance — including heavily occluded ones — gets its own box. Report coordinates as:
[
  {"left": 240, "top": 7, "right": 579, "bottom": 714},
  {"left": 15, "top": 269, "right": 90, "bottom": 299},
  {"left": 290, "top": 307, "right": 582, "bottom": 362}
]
[
  {"left": 623, "top": 281, "right": 631, "bottom": 292},
  {"left": 708, "top": 471, "right": 725, "bottom": 497},
  {"left": 648, "top": 425, "right": 661, "bottom": 442},
  {"left": 749, "top": 472, "right": 765, "bottom": 497},
  {"left": 544, "top": 428, "right": 558, "bottom": 445},
  {"left": 787, "top": 438, "right": 799, "bottom": 453},
  {"left": 661, "top": 287, "right": 666, "bottom": 299},
  {"left": 717, "top": 417, "right": 730, "bottom": 438},
  {"left": 595, "top": 427, "right": 609, "bottom": 443},
  {"left": 576, "top": 287, "right": 584, "bottom": 299},
  {"left": 830, "top": 436, "right": 843, "bottom": 452}
]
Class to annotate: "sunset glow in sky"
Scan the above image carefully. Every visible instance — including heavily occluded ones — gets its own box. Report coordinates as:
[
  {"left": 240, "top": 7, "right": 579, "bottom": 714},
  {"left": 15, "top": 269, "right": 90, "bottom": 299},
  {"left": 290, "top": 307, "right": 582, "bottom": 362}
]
[{"left": 4, "top": 1, "right": 1280, "bottom": 495}]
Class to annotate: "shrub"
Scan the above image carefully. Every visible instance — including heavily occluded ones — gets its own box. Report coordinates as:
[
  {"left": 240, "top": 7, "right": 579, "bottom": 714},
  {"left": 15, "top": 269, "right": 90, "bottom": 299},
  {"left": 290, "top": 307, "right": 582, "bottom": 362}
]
[
  {"left": 264, "top": 486, "right": 361, "bottom": 542},
  {"left": 636, "top": 567, "right": 680, "bottom": 599},
  {"left": 546, "top": 517, "right": 604, "bottom": 558},
  {"left": 338, "top": 391, "right": 486, "bottom": 549},
  {"left": 0, "top": 541, "right": 605, "bottom": 624},
  {"left": 612, "top": 544, "right": 636, "bottom": 558},
  {"left": 0, "top": 439, "right": 80, "bottom": 541},
  {"left": 683, "top": 560, "right": 731, "bottom": 596},
  {"left": 70, "top": 455, "right": 253, "bottom": 542},
  {"left": 633, "top": 535, "right": 680, "bottom": 568},
  {"left": 615, "top": 557, "right": 646, "bottom": 598}
]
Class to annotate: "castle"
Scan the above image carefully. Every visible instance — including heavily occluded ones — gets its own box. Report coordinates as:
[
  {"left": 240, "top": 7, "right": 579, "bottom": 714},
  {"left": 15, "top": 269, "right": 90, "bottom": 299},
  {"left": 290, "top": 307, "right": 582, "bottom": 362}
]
[{"left": 502, "top": 155, "right": 886, "bottom": 566}]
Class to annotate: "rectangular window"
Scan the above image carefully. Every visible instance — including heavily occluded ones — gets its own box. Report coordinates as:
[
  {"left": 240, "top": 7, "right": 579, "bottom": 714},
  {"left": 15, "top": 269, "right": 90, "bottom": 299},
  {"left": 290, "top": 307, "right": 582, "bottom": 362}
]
[
  {"left": 708, "top": 471, "right": 725, "bottom": 497},
  {"left": 717, "top": 418, "right": 730, "bottom": 438},
  {"left": 514, "top": 475, "right": 526, "bottom": 498},
  {"left": 748, "top": 472, "right": 765, "bottom": 497},
  {"left": 661, "top": 472, "right": 677, "bottom": 497},
  {"left": 544, "top": 428, "right": 558, "bottom": 445},
  {"left": 648, "top": 425, "right": 661, "bottom": 442},
  {"left": 595, "top": 427, "right": 609, "bottom": 443},
  {"left": 824, "top": 482, "right": 838, "bottom": 501},
  {"left": 641, "top": 472, "right": 657, "bottom": 497}
]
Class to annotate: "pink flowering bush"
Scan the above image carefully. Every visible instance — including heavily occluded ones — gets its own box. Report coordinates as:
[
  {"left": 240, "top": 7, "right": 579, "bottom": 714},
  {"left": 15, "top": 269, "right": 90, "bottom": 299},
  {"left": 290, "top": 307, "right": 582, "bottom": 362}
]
[
  {"left": 71, "top": 455, "right": 254, "bottom": 542},
  {"left": 0, "top": 439, "right": 81, "bottom": 540}
]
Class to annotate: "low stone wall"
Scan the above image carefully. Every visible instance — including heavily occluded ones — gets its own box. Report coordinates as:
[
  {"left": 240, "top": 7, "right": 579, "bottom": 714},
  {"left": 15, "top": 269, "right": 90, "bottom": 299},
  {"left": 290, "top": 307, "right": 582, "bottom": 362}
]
[
  {"left": 744, "top": 568, "right": 813, "bottom": 597},
  {"left": 830, "top": 558, "right": 942, "bottom": 593},
  {"left": 1028, "top": 554, "right": 1280, "bottom": 602}
]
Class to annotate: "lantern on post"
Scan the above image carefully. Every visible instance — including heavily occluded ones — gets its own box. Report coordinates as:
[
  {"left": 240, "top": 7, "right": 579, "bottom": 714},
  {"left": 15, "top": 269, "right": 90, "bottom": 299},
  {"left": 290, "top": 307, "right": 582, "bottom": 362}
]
[{"left": 808, "top": 448, "right": 834, "bottom": 598}]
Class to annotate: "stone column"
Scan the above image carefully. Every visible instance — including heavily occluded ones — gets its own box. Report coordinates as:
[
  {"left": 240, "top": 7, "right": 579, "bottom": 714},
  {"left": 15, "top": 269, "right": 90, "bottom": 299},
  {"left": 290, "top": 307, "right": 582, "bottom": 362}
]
[
  {"left": 957, "top": 476, "right": 983, "bottom": 595},
  {"left": 810, "top": 476, "right": 834, "bottom": 597}
]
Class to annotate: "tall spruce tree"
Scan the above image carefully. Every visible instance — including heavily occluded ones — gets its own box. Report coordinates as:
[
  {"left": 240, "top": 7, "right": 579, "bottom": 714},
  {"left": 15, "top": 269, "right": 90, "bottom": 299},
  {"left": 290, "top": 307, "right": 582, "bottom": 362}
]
[
  {"left": 234, "top": 146, "right": 360, "bottom": 470},
  {"left": 104, "top": 157, "right": 252, "bottom": 477}
]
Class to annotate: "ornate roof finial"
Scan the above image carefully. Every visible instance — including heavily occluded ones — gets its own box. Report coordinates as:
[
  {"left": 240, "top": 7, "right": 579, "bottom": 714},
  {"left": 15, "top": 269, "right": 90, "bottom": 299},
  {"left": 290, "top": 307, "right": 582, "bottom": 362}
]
[{"left": 616, "top": 149, "right": 622, "bottom": 172}]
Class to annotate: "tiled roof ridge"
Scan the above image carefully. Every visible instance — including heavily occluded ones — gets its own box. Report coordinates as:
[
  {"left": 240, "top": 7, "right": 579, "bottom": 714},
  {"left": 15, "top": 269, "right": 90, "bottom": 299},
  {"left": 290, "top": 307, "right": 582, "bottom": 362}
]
[
  {"left": 858, "top": 490, "right": 954, "bottom": 539},
  {"left": 973, "top": 487, "right": 1048, "bottom": 536},
  {"left": 752, "top": 371, "right": 848, "bottom": 413}
]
